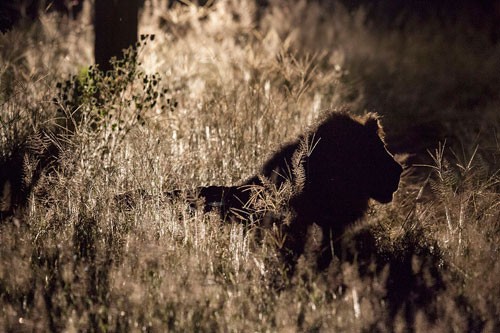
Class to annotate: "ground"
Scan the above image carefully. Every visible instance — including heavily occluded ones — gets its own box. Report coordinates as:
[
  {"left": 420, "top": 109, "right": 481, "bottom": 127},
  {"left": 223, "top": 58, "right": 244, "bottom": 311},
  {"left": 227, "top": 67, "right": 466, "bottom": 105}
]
[{"left": 0, "top": 1, "right": 499, "bottom": 332}]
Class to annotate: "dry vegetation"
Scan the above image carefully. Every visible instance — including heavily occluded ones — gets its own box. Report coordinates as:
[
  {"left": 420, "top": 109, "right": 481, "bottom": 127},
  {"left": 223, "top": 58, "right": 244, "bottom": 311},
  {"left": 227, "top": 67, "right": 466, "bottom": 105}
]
[{"left": 1, "top": 0, "right": 500, "bottom": 332}]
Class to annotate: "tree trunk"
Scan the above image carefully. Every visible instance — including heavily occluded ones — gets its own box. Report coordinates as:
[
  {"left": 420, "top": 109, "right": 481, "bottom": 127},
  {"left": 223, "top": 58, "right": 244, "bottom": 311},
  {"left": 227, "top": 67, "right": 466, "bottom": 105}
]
[{"left": 94, "top": 0, "right": 139, "bottom": 73}]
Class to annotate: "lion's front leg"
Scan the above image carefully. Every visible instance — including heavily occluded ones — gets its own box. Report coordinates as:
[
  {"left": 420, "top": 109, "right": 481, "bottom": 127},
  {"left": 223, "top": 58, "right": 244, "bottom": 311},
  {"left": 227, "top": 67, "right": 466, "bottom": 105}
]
[
  {"left": 317, "top": 227, "right": 342, "bottom": 270},
  {"left": 280, "top": 218, "right": 309, "bottom": 275}
]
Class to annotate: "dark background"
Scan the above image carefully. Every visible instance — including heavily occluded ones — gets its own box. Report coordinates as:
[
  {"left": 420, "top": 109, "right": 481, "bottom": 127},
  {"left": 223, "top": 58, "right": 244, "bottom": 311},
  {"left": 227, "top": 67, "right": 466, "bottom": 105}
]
[{"left": 1, "top": 0, "right": 499, "bottom": 37}]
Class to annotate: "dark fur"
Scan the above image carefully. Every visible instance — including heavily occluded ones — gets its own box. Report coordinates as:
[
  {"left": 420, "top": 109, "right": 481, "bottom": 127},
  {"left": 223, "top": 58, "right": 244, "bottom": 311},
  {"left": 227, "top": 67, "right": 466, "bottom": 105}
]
[{"left": 195, "top": 111, "right": 403, "bottom": 270}]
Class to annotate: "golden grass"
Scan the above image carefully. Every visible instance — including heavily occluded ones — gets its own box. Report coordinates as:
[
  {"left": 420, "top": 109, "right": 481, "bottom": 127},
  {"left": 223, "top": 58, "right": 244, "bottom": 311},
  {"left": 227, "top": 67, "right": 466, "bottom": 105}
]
[{"left": 1, "top": 1, "right": 499, "bottom": 332}]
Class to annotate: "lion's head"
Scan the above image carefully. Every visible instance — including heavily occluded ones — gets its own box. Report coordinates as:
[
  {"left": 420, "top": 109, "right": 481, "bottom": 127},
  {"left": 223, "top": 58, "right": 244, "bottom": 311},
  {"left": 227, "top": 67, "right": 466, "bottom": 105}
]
[
  {"left": 300, "top": 112, "right": 402, "bottom": 221},
  {"left": 359, "top": 114, "right": 403, "bottom": 204}
]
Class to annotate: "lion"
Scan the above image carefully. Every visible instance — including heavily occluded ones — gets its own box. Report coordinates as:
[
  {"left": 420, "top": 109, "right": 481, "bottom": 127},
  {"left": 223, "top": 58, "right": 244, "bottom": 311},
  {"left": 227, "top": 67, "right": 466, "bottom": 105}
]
[
  {"left": 194, "top": 111, "right": 403, "bottom": 271},
  {"left": 115, "top": 111, "right": 402, "bottom": 271}
]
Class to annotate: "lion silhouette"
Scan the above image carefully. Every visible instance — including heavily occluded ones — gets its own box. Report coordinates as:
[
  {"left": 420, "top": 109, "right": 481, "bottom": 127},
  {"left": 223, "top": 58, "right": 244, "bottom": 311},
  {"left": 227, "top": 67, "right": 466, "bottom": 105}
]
[
  {"left": 193, "top": 111, "right": 403, "bottom": 271},
  {"left": 115, "top": 111, "right": 402, "bottom": 270}
]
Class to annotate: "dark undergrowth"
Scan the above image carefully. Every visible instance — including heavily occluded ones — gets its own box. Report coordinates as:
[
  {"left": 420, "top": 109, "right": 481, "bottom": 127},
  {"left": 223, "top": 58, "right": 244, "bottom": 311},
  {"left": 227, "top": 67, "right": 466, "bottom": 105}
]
[{"left": 1, "top": 1, "right": 499, "bottom": 332}]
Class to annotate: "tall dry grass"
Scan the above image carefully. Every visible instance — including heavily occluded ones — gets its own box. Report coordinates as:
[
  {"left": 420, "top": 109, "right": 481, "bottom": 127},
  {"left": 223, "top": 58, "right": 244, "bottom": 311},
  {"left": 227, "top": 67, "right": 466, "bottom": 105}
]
[{"left": 1, "top": 0, "right": 499, "bottom": 332}]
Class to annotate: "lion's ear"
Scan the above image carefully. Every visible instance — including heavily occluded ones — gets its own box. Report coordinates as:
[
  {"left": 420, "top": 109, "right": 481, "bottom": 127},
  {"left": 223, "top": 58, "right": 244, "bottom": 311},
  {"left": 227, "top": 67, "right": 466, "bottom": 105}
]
[{"left": 364, "top": 113, "right": 380, "bottom": 134}]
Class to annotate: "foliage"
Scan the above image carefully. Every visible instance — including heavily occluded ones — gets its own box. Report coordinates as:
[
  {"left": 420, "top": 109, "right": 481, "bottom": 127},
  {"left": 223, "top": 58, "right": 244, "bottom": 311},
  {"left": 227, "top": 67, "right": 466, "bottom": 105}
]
[
  {"left": 0, "top": 1, "right": 499, "bottom": 332},
  {"left": 55, "top": 34, "right": 172, "bottom": 134}
]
